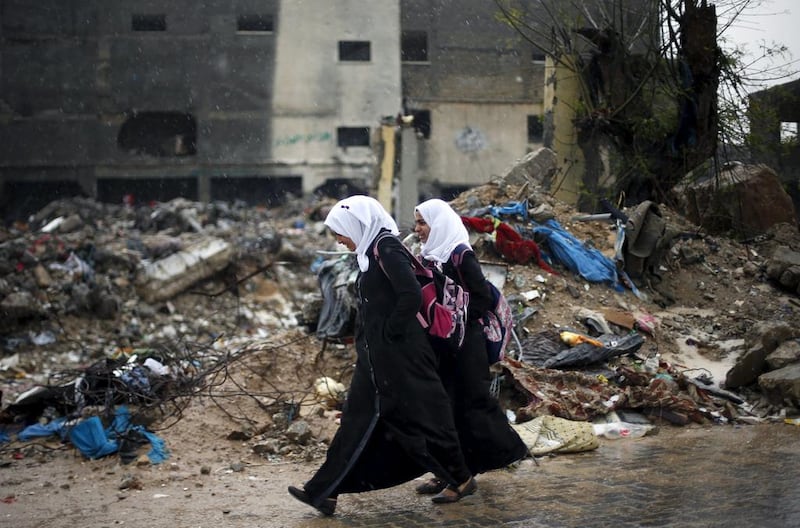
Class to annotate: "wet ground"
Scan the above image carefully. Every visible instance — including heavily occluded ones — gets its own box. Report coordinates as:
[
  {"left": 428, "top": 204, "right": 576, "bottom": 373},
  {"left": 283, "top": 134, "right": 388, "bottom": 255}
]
[{"left": 4, "top": 422, "right": 799, "bottom": 528}]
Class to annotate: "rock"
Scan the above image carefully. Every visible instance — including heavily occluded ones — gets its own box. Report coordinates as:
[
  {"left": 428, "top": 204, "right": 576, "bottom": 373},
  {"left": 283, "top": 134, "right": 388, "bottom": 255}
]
[
  {"left": 766, "top": 247, "right": 800, "bottom": 290},
  {"left": 57, "top": 213, "right": 84, "bottom": 233},
  {"left": 766, "top": 340, "right": 800, "bottom": 370},
  {"left": 285, "top": 420, "right": 312, "bottom": 445},
  {"left": 33, "top": 264, "right": 51, "bottom": 288},
  {"left": 758, "top": 363, "right": 800, "bottom": 407},
  {"left": 501, "top": 147, "right": 558, "bottom": 188},
  {"left": 726, "top": 322, "right": 797, "bottom": 388},
  {"left": 674, "top": 164, "right": 797, "bottom": 238},
  {"left": 252, "top": 438, "right": 281, "bottom": 455},
  {"left": 1, "top": 290, "right": 46, "bottom": 321}
]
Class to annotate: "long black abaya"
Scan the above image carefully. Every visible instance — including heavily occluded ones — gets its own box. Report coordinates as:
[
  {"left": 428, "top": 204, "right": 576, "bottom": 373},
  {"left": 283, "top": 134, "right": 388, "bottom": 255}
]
[{"left": 302, "top": 231, "right": 471, "bottom": 507}]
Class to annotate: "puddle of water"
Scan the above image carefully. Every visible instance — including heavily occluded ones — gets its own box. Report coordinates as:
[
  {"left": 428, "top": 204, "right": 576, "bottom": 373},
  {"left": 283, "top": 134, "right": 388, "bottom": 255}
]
[{"left": 662, "top": 336, "right": 741, "bottom": 385}]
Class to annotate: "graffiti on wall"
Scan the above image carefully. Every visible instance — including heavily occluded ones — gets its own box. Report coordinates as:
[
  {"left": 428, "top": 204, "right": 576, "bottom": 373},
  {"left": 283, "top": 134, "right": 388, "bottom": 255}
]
[
  {"left": 274, "top": 131, "right": 332, "bottom": 147},
  {"left": 454, "top": 126, "right": 487, "bottom": 153}
]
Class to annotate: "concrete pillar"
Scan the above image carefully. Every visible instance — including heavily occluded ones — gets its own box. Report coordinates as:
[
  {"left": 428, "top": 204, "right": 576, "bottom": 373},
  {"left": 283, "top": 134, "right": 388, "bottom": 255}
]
[
  {"left": 396, "top": 127, "right": 419, "bottom": 232},
  {"left": 544, "top": 54, "right": 585, "bottom": 207},
  {"left": 378, "top": 124, "right": 396, "bottom": 215}
]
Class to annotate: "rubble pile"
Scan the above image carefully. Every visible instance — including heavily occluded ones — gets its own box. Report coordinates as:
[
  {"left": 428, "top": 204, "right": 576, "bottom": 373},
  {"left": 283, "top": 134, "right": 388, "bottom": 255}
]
[{"left": 1, "top": 172, "right": 800, "bottom": 465}]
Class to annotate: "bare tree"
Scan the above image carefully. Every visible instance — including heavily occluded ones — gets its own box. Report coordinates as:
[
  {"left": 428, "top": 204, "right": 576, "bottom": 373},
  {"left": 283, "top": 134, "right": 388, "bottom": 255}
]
[{"left": 495, "top": 0, "right": 796, "bottom": 211}]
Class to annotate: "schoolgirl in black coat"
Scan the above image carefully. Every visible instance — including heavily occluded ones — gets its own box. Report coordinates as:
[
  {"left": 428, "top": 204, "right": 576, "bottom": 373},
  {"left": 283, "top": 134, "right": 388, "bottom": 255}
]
[
  {"left": 288, "top": 195, "right": 475, "bottom": 516},
  {"left": 413, "top": 198, "right": 528, "bottom": 495}
]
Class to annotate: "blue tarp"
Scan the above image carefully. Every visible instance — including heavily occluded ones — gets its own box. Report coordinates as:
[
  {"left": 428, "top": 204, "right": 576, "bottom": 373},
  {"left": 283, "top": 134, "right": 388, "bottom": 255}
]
[
  {"left": 9, "top": 406, "right": 168, "bottom": 463},
  {"left": 18, "top": 417, "right": 69, "bottom": 441},
  {"left": 534, "top": 219, "right": 623, "bottom": 288}
]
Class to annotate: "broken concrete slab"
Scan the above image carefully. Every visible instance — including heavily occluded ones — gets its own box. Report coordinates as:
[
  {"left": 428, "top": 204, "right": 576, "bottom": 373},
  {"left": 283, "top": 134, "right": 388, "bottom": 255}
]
[{"left": 135, "top": 237, "right": 233, "bottom": 303}]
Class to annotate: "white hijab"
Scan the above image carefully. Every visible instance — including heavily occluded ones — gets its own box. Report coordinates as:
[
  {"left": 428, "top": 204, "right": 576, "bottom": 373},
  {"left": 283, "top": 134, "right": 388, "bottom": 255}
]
[
  {"left": 416, "top": 198, "right": 472, "bottom": 264},
  {"left": 324, "top": 195, "right": 399, "bottom": 272}
]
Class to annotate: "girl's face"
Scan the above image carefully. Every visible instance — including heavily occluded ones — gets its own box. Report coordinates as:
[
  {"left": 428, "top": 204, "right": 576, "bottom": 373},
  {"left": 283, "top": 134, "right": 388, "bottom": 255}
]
[
  {"left": 414, "top": 211, "right": 431, "bottom": 243},
  {"left": 334, "top": 232, "right": 356, "bottom": 251}
]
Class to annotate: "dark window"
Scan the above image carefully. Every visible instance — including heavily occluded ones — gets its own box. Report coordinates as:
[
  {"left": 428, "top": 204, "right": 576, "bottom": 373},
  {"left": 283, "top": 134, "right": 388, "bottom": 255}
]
[
  {"left": 97, "top": 177, "right": 198, "bottom": 205},
  {"left": 211, "top": 176, "right": 301, "bottom": 206},
  {"left": 401, "top": 31, "right": 428, "bottom": 62},
  {"left": 527, "top": 115, "right": 543, "bottom": 143},
  {"left": 531, "top": 48, "right": 546, "bottom": 62},
  {"left": 118, "top": 112, "right": 197, "bottom": 157},
  {"left": 337, "top": 127, "right": 370, "bottom": 147},
  {"left": 237, "top": 14, "right": 274, "bottom": 32},
  {"left": 132, "top": 14, "right": 166, "bottom": 32},
  {"left": 339, "top": 41, "right": 371, "bottom": 61},
  {"left": 410, "top": 109, "right": 431, "bottom": 139}
]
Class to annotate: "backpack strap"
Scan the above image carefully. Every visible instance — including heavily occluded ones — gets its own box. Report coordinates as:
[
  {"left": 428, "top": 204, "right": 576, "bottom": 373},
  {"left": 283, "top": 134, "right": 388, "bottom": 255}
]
[
  {"left": 371, "top": 231, "right": 431, "bottom": 329},
  {"left": 450, "top": 243, "right": 472, "bottom": 285}
]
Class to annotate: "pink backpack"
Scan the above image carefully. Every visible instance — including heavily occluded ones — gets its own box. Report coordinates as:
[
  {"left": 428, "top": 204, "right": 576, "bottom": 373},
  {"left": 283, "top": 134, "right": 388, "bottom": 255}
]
[
  {"left": 373, "top": 233, "right": 469, "bottom": 350},
  {"left": 452, "top": 244, "right": 513, "bottom": 364}
]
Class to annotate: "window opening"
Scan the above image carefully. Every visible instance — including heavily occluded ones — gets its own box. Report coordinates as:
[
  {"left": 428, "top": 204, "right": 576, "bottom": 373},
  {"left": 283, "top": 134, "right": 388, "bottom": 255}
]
[
  {"left": 339, "top": 41, "right": 371, "bottom": 61},
  {"left": 132, "top": 14, "right": 166, "bottom": 32},
  {"left": 118, "top": 112, "right": 197, "bottom": 157},
  {"left": 337, "top": 127, "right": 370, "bottom": 147},
  {"left": 237, "top": 14, "right": 274, "bottom": 32},
  {"left": 410, "top": 110, "right": 431, "bottom": 139},
  {"left": 781, "top": 122, "right": 798, "bottom": 143},
  {"left": 527, "top": 115, "right": 543, "bottom": 143},
  {"left": 401, "top": 31, "right": 428, "bottom": 62}
]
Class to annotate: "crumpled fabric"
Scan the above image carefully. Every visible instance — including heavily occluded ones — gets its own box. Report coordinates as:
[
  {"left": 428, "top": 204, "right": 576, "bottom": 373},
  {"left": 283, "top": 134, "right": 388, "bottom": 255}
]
[
  {"left": 501, "top": 358, "right": 715, "bottom": 424},
  {"left": 461, "top": 216, "right": 555, "bottom": 273},
  {"left": 512, "top": 415, "right": 599, "bottom": 455}
]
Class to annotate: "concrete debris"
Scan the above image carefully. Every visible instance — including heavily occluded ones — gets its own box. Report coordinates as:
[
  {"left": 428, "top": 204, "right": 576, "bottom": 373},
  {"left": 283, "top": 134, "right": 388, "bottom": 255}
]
[{"left": 1, "top": 175, "right": 800, "bottom": 459}]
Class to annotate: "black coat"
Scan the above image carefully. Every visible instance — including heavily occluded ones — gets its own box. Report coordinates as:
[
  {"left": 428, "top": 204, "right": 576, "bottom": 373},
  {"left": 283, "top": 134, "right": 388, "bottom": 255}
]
[
  {"left": 438, "top": 248, "right": 529, "bottom": 474},
  {"left": 303, "top": 231, "right": 470, "bottom": 506}
]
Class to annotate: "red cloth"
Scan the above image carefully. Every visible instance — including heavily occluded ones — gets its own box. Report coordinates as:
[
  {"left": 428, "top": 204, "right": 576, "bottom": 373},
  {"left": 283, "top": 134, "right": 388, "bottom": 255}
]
[{"left": 461, "top": 216, "right": 556, "bottom": 274}]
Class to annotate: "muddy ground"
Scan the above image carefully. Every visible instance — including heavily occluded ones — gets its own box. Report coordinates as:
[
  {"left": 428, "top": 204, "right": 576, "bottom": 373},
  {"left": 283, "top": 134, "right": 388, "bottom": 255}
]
[{"left": 2, "top": 184, "right": 800, "bottom": 527}]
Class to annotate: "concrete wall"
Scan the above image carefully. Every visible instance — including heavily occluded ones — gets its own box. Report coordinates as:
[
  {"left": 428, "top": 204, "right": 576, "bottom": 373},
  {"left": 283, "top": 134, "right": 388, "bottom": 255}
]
[
  {"left": 400, "top": 0, "right": 546, "bottom": 188},
  {"left": 419, "top": 102, "right": 544, "bottom": 186},
  {"left": 272, "top": 0, "right": 401, "bottom": 192},
  {"left": 0, "top": 0, "right": 400, "bottom": 217}
]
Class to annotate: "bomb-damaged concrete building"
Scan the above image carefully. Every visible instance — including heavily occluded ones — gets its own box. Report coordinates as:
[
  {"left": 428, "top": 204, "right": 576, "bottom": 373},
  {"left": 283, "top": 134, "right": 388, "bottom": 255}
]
[
  {"left": 0, "top": 0, "right": 400, "bottom": 221},
  {"left": 0, "top": 0, "right": 655, "bottom": 223}
]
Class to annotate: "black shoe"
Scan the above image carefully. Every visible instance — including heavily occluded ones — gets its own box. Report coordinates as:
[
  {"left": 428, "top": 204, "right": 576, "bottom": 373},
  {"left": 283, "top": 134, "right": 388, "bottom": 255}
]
[
  {"left": 431, "top": 477, "right": 477, "bottom": 504},
  {"left": 288, "top": 485, "right": 336, "bottom": 516},
  {"left": 415, "top": 477, "right": 447, "bottom": 495}
]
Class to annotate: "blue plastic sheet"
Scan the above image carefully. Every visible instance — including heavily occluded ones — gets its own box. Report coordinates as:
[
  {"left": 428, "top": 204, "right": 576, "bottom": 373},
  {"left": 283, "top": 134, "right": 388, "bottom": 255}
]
[
  {"left": 533, "top": 219, "right": 622, "bottom": 288},
  {"left": 14, "top": 406, "right": 168, "bottom": 463},
  {"left": 69, "top": 416, "right": 119, "bottom": 459},
  {"left": 18, "top": 417, "right": 68, "bottom": 441}
]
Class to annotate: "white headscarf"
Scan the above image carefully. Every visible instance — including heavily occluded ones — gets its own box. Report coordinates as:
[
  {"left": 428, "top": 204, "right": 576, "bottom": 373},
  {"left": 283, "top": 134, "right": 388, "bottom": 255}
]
[
  {"left": 416, "top": 198, "right": 472, "bottom": 264},
  {"left": 324, "top": 195, "right": 399, "bottom": 272}
]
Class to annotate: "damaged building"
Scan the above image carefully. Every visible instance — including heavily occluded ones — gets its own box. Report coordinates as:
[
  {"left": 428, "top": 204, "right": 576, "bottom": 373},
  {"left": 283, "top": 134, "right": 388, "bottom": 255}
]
[{"left": 0, "top": 0, "right": 658, "bottom": 224}]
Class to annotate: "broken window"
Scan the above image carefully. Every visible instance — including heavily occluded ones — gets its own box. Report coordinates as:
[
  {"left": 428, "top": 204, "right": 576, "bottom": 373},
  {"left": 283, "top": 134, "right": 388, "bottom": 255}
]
[
  {"left": 410, "top": 109, "right": 431, "bottom": 139},
  {"left": 97, "top": 177, "right": 197, "bottom": 205},
  {"left": 401, "top": 31, "right": 428, "bottom": 62},
  {"left": 211, "top": 176, "right": 301, "bottom": 207},
  {"left": 781, "top": 122, "right": 798, "bottom": 143},
  {"left": 132, "top": 14, "right": 166, "bottom": 32},
  {"left": 337, "top": 127, "right": 370, "bottom": 147},
  {"left": 237, "top": 14, "right": 274, "bottom": 33},
  {"left": 338, "top": 41, "right": 371, "bottom": 62},
  {"left": 527, "top": 115, "right": 543, "bottom": 143},
  {"left": 117, "top": 112, "right": 197, "bottom": 157}
]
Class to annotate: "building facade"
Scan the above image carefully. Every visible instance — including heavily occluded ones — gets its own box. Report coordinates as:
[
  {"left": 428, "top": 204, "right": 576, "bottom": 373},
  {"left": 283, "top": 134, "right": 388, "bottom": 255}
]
[{"left": 6, "top": 1, "right": 663, "bottom": 222}]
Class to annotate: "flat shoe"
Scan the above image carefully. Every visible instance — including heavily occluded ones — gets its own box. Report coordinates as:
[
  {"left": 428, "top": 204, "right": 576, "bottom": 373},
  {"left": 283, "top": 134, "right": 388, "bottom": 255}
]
[
  {"left": 415, "top": 477, "right": 447, "bottom": 495},
  {"left": 288, "top": 485, "right": 336, "bottom": 516},
  {"left": 431, "top": 477, "right": 477, "bottom": 504}
]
